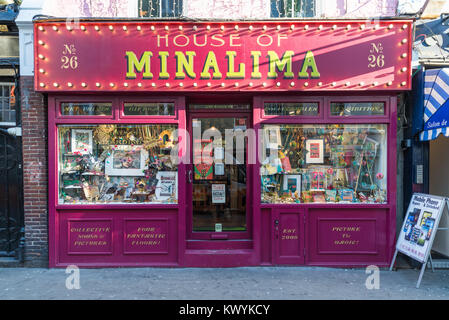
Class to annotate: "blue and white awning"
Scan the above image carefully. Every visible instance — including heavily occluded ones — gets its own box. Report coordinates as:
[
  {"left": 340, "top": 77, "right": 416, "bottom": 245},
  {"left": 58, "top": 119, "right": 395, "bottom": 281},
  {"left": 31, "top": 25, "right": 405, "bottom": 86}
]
[{"left": 420, "top": 68, "right": 449, "bottom": 141}]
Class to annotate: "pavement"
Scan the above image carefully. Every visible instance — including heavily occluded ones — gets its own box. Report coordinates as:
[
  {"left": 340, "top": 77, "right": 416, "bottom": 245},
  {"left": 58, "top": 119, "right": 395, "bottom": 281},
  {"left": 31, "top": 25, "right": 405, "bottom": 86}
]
[{"left": 0, "top": 265, "right": 449, "bottom": 300}]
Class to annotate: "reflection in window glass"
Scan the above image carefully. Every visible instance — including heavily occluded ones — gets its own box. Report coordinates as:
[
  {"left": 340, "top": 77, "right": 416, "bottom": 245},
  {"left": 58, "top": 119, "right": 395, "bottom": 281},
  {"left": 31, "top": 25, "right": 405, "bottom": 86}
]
[
  {"left": 138, "top": 0, "right": 183, "bottom": 17},
  {"left": 270, "top": 0, "right": 315, "bottom": 18},
  {"left": 0, "top": 83, "right": 16, "bottom": 124},
  {"left": 124, "top": 103, "right": 174, "bottom": 116},
  {"left": 261, "top": 124, "right": 387, "bottom": 204},
  {"left": 61, "top": 103, "right": 112, "bottom": 116},
  {"left": 58, "top": 124, "right": 178, "bottom": 204},
  {"left": 264, "top": 102, "right": 318, "bottom": 116},
  {"left": 330, "top": 102, "right": 385, "bottom": 116}
]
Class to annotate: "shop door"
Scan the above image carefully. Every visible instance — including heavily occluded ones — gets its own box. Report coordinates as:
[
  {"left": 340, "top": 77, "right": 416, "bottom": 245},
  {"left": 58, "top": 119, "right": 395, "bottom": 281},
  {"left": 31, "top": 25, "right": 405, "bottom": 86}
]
[
  {"left": 273, "top": 210, "right": 305, "bottom": 265},
  {"left": 187, "top": 113, "right": 252, "bottom": 240},
  {"left": 0, "top": 131, "right": 23, "bottom": 257}
]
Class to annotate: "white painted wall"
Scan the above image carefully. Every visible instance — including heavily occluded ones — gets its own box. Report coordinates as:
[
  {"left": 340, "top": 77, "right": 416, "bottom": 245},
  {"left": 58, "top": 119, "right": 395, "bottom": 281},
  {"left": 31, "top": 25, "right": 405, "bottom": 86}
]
[{"left": 429, "top": 135, "right": 449, "bottom": 258}]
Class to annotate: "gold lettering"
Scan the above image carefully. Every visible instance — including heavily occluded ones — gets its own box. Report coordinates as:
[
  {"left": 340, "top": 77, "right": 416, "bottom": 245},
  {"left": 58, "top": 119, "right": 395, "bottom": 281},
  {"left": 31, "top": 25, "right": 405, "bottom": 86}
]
[
  {"left": 210, "top": 34, "right": 225, "bottom": 47},
  {"left": 157, "top": 34, "right": 169, "bottom": 47},
  {"left": 125, "top": 51, "right": 153, "bottom": 79},
  {"left": 277, "top": 34, "right": 288, "bottom": 46},
  {"left": 257, "top": 34, "right": 273, "bottom": 47},
  {"left": 194, "top": 34, "right": 208, "bottom": 47},
  {"left": 175, "top": 51, "right": 196, "bottom": 79},
  {"left": 229, "top": 34, "right": 241, "bottom": 47},
  {"left": 173, "top": 34, "right": 190, "bottom": 47}
]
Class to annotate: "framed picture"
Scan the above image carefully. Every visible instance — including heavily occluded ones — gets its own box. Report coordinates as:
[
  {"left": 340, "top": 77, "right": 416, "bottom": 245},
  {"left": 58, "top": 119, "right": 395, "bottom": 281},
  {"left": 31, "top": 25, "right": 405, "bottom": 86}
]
[
  {"left": 282, "top": 174, "right": 302, "bottom": 194},
  {"left": 71, "top": 129, "right": 93, "bottom": 155},
  {"left": 263, "top": 125, "right": 282, "bottom": 150},
  {"left": 305, "top": 139, "right": 324, "bottom": 164},
  {"left": 105, "top": 145, "right": 148, "bottom": 176},
  {"left": 155, "top": 171, "right": 177, "bottom": 201}
]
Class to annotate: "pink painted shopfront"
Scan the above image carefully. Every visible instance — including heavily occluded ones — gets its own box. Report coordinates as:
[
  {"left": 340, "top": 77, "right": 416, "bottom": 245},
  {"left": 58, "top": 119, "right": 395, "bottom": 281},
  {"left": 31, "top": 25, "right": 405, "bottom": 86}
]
[{"left": 34, "top": 19, "right": 412, "bottom": 267}]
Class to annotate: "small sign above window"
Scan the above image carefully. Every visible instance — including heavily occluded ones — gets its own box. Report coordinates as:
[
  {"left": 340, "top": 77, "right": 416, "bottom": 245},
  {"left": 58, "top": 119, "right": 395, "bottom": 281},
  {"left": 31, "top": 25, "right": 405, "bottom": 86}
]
[
  {"left": 264, "top": 102, "right": 319, "bottom": 116},
  {"left": 61, "top": 102, "right": 112, "bottom": 116},
  {"left": 190, "top": 104, "right": 250, "bottom": 110},
  {"left": 124, "top": 103, "right": 174, "bottom": 116},
  {"left": 330, "top": 102, "right": 385, "bottom": 117}
]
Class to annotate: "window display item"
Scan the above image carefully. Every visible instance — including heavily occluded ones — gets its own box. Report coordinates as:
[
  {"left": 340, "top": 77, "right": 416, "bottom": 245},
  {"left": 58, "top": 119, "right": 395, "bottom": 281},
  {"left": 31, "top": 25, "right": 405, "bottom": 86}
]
[
  {"left": 194, "top": 163, "right": 213, "bottom": 180},
  {"left": 339, "top": 189, "right": 354, "bottom": 202},
  {"left": 71, "top": 129, "right": 93, "bottom": 155},
  {"left": 312, "top": 192, "right": 326, "bottom": 203},
  {"left": 325, "top": 190, "right": 337, "bottom": 202},
  {"left": 282, "top": 174, "right": 301, "bottom": 195},
  {"left": 260, "top": 124, "right": 387, "bottom": 204},
  {"left": 155, "top": 171, "right": 177, "bottom": 201},
  {"left": 58, "top": 124, "right": 178, "bottom": 204},
  {"left": 214, "top": 163, "right": 224, "bottom": 175},
  {"left": 305, "top": 139, "right": 324, "bottom": 164},
  {"left": 105, "top": 145, "right": 148, "bottom": 176}
]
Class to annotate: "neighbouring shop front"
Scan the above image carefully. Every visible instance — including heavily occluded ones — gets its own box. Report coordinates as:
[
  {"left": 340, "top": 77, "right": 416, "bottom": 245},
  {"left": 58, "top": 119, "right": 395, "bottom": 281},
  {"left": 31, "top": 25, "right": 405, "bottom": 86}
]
[{"left": 34, "top": 19, "right": 412, "bottom": 267}]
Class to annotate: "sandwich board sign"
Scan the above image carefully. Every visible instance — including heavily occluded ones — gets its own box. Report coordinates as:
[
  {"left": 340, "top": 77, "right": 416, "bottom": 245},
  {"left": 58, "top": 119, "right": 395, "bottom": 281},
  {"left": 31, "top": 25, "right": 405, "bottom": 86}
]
[{"left": 390, "top": 193, "right": 448, "bottom": 288}]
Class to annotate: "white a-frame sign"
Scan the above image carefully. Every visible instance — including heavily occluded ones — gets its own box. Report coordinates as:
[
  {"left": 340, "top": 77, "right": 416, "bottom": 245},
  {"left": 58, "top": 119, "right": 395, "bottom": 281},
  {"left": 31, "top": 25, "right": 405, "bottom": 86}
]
[{"left": 390, "top": 193, "right": 448, "bottom": 288}]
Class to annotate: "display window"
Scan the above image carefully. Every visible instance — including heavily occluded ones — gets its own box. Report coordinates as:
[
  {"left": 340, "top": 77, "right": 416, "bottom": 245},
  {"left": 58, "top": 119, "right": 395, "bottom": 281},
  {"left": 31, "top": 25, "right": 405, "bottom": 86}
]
[
  {"left": 58, "top": 124, "right": 178, "bottom": 204},
  {"left": 53, "top": 97, "right": 181, "bottom": 205},
  {"left": 260, "top": 123, "right": 387, "bottom": 204}
]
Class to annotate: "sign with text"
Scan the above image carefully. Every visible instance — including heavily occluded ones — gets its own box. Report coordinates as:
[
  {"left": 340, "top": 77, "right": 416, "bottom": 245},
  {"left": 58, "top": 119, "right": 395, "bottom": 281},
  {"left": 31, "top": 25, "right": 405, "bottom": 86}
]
[
  {"left": 396, "top": 193, "right": 446, "bottom": 263},
  {"left": 34, "top": 20, "right": 412, "bottom": 92}
]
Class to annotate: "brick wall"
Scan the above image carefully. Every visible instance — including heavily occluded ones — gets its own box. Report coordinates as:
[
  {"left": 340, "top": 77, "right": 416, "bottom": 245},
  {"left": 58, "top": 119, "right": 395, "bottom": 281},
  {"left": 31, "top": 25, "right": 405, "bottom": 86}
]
[{"left": 20, "top": 76, "right": 48, "bottom": 267}]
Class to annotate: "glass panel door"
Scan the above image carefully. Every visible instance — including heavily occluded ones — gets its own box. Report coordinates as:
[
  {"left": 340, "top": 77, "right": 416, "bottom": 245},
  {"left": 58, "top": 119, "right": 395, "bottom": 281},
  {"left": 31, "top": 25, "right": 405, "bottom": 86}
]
[{"left": 190, "top": 116, "right": 249, "bottom": 237}]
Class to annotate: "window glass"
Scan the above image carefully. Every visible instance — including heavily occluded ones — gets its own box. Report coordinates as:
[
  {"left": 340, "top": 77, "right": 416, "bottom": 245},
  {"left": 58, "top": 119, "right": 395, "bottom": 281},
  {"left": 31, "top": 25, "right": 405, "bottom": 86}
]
[
  {"left": 190, "top": 104, "right": 250, "bottom": 110},
  {"left": 58, "top": 124, "right": 178, "bottom": 204},
  {"left": 61, "top": 102, "right": 112, "bottom": 116},
  {"left": 271, "top": 0, "right": 315, "bottom": 18},
  {"left": 124, "top": 103, "right": 174, "bottom": 116},
  {"left": 139, "top": 0, "right": 183, "bottom": 17},
  {"left": 0, "top": 83, "right": 16, "bottom": 124},
  {"left": 330, "top": 102, "right": 385, "bottom": 117},
  {"left": 261, "top": 124, "right": 387, "bottom": 204},
  {"left": 264, "top": 102, "right": 318, "bottom": 116}
]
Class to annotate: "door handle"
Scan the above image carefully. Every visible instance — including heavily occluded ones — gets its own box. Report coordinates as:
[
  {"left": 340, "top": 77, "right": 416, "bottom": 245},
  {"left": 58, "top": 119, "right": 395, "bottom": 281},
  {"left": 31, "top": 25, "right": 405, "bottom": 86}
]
[{"left": 187, "top": 169, "right": 192, "bottom": 184}]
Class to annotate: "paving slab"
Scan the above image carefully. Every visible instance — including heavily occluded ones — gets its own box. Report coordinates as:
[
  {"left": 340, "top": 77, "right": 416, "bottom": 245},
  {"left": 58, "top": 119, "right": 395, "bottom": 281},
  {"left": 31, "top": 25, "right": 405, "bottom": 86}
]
[{"left": 0, "top": 266, "right": 448, "bottom": 300}]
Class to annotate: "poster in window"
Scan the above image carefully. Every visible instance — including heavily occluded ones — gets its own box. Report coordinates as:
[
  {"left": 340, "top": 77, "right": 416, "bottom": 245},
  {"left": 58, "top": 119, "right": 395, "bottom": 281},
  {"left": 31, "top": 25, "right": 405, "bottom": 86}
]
[
  {"left": 212, "top": 184, "right": 226, "bottom": 204},
  {"left": 305, "top": 139, "right": 324, "bottom": 164},
  {"left": 71, "top": 129, "right": 93, "bottom": 155},
  {"left": 282, "top": 174, "right": 301, "bottom": 195},
  {"left": 155, "top": 171, "right": 177, "bottom": 201}
]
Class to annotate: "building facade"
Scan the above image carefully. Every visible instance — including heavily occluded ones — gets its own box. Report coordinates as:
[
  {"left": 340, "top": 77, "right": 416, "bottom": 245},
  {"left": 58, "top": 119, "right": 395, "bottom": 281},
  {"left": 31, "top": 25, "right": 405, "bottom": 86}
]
[
  {"left": 0, "top": 0, "right": 24, "bottom": 266},
  {"left": 18, "top": 0, "right": 414, "bottom": 267}
]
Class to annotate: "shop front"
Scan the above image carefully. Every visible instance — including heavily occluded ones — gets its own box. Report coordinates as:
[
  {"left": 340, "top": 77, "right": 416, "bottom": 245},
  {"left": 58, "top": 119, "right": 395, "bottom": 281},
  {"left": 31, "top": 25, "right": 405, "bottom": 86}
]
[{"left": 34, "top": 19, "right": 412, "bottom": 267}]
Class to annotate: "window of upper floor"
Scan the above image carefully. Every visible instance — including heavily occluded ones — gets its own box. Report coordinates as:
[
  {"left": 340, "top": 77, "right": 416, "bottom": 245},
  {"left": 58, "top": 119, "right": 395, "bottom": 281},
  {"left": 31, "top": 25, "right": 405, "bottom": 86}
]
[
  {"left": 138, "top": 0, "right": 183, "bottom": 17},
  {"left": 270, "top": 0, "right": 315, "bottom": 18}
]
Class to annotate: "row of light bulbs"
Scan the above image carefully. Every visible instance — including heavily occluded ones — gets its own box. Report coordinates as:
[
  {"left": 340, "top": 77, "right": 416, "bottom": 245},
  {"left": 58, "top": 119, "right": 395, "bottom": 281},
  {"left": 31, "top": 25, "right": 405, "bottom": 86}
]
[
  {"left": 39, "top": 80, "right": 408, "bottom": 88},
  {"left": 37, "top": 23, "right": 409, "bottom": 33}
]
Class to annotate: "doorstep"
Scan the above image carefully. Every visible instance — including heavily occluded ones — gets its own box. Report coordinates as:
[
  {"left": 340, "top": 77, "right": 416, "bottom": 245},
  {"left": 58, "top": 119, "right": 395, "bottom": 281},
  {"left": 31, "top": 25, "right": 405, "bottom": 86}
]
[{"left": 183, "top": 249, "right": 257, "bottom": 267}]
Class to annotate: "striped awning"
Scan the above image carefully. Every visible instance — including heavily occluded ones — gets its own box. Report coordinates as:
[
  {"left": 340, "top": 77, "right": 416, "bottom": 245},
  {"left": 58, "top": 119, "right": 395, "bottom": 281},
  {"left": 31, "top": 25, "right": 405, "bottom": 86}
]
[{"left": 420, "top": 68, "right": 449, "bottom": 141}]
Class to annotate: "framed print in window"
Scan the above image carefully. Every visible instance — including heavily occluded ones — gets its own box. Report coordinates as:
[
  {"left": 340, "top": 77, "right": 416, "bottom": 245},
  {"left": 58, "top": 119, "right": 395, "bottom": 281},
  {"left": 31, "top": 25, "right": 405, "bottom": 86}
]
[
  {"left": 282, "top": 174, "right": 302, "bottom": 195},
  {"left": 71, "top": 129, "right": 93, "bottom": 155},
  {"left": 305, "top": 139, "right": 324, "bottom": 164},
  {"left": 105, "top": 145, "right": 148, "bottom": 176}
]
